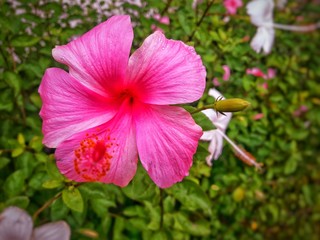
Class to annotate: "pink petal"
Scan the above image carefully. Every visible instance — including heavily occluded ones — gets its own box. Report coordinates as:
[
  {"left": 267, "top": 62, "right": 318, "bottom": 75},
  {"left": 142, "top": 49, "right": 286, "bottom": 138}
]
[
  {"left": 56, "top": 102, "right": 138, "bottom": 187},
  {"left": 134, "top": 104, "right": 202, "bottom": 188},
  {"left": 224, "top": 0, "right": 243, "bottom": 15},
  {"left": 246, "top": 67, "right": 266, "bottom": 78},
  {"left": 32, "top": 221, "right": 70, "bottom": 240},
  {"left": 252, "top": 113, "right": 264, "bottom": 120},
  {"left": 267, "top": 68, "right": 276, "bottom": 78},
  {"left": 222, "top": 65, "right": 231, "bottom": 81},
  {"left": 52, "top": 15, "right": 133, "bottom": 96},
  {"left": 126, "top": 31, "right": 206, "bottom": 105},
  {"left": 0, "top": 207, "right": 33, "bottom": 240},
  {"left": 39, "top": 68, "right": 119, "bottom": 148}
]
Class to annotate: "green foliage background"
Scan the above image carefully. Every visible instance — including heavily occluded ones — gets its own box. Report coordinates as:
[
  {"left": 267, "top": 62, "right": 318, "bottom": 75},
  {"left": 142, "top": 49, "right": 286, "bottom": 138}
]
[{"left": 0, "top": 0, "right": 319, "bottom": 239}]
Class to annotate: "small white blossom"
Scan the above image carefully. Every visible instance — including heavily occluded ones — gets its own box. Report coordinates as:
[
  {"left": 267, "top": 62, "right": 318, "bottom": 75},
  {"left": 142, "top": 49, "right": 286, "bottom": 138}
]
[
  {"left": 200, "top": 88, "right": 232, "bottom": 165},
  {"left": 246, "top": 0, "right": 275, "bottom": 54}
]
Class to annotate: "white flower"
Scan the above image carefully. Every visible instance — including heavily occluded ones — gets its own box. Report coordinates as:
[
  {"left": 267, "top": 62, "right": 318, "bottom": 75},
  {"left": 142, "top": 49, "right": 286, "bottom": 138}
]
[
  {"left": 246, "top": 0, "right": 275, "bottom": 54},
  {"left": 200, "top": 88, "right": 232, "bottom": 165}
]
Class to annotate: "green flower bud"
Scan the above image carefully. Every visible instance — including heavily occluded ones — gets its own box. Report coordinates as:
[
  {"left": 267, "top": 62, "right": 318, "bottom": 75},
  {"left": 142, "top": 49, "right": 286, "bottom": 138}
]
[{"left": 213, "top": 97, "right": 250, "bottom": 114}]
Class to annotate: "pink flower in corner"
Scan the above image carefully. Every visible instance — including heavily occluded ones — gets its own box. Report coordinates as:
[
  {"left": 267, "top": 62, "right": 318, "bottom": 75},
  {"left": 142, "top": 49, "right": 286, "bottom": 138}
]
[
  {"left": 224, "top": 0, "right": 243, "bottom": 15},
  {"left": 39, "top": 16, "right": 206, "bottom": 188}
]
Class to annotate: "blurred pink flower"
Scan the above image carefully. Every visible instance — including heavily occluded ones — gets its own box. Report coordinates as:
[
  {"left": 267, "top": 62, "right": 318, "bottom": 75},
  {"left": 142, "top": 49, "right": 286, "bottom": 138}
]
[
  {"left": 267, "top": 68, "right": 276, "bottom": 78},
  {"left": 246, "top": 67, "right": 276, "bottom": 79},
  {"left": 222, "top": 65, "right": 231, "bottom": 81},
  {"left": 0, "top": 207, "right": 70, "bottom": 240},
  {"left": 151, "top": 14, "right": 170, "bottom": 32},
  {"left": 224, "top": 0, "right": 243, "bottom": 15},
  {"left": 293, "top": 105, "right": 308, "bottom": 117},
  {"left": 201, "top": 89, "right": 232, "bottom": 165},
  {"left": 192, "top": 0, "right": 203, "bottom": 9},
  {"left": 212, "top": 77, "right": 220, "bottom": 86},
  {"left": 260, "top": 82, "right": 268, "bottom": 89},
  {"left": 252, "top": 113, "right": 264, "bottom": 120},
  {"left": 39, "top": 16, "right": 206, "bottom": 188},
  {"left": 246, "top": 67, "right": 266, "bottom": 78}
]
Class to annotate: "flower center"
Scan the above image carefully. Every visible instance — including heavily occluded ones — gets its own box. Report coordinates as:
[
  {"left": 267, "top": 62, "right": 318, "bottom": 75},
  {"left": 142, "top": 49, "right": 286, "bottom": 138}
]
[
  {"left": 119, "top": 88, "right": 137, "bottom": 105},
  {"left": 73, "top": 132, "right": 115, "bottom": 181}
]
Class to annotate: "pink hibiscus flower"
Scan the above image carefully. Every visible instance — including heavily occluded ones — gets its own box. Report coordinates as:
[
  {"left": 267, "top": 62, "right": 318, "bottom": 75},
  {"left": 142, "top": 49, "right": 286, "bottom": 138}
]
[
  {"left": 224, "top": 0, "right": 243, "bottom": 15},
  {"left": 39, "top": 16, "right": 206, "bottom": 188}
]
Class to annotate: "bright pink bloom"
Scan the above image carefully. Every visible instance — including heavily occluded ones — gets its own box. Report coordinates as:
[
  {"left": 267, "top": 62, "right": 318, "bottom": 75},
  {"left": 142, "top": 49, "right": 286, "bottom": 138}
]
[
  {"left": 222, "top": 65, "right": 231, "bottom": 81},
  {"left": 39, "top": 16, "right": 206, "bottom": 188},
  {"left": 224, "top": 0, "right": 243, "bottom": 15}
]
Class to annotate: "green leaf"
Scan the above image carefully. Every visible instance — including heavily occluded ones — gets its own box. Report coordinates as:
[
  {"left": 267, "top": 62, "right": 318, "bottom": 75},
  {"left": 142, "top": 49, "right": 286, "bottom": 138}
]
[
  {"left": 46, "top": 156, "right": 64, "bottom": 181},
  {"left": 144, "top": 201, "right": 160, "bottom": 230},
  {"left": 3, "top": 170, "right": 26, "bottom": 198},
  {"left": 173, "top": 212, "right": 211, "bottom": 236},
  {"left": 11, "top": 147, "right": 24, "bottom": 158},
  {"left": 122, "top": 164, "right": 159, "bottom": 202},
  {"left": 17, "top": 133, "right": 25, "bottom": 145},
  {"left": 6, "top": 196, "right": 29, "bottom": 209},
  {"left": 51, "top": 197, "right": 69, "bottom": 221},
  {"left": 11, "top": 35, "right": 40, "bottom": 47},
  {"left": 29, "top": 136, "right": 43, "bottom": 152},
  {"left": 42, "top": 179, "right": 64, "bottom": 189},
  {"left": 28, "top": 172, "right": 48, "bottom": 190},
  {"left": 150, "top": 231, "right": 170, "bottom": 240},
  {"left": 123, "top": 205, "right": 147, "bottom": 218},
  {"left": 29, "top": 92, "right": 42, "bottom": 109},
  {"left": 91, "top": 198, "right": 116, "bottom": 217},
  {"left": 15, "top": 152, "right": 37, "bottom": 177},
  {"left": 232, "top": 187, "right": 245, "bottom": 202},
  {"left": 0, "top": 157, "right": 10, "bottom": 170},
  {"left": 3, "top": 71, "right": 21, "bottom": 96},
  {"left": 62, "top": 187, "right": 84, "bottom": 212},
  {"left": 166, "top": 180, "right": 211, "bottom": 215},
  {"left": 284, "top": 155, "right": 299, "bottom": 175},
  {"left": 183, "top": 106, "right": 215, "bottom": 131}
]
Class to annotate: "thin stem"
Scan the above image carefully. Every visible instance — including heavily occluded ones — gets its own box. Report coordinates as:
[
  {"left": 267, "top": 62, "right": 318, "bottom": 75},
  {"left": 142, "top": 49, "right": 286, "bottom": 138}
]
[
  {"left": 272, "top": 22, "right": 320, "bottom": 32},
  {"left": 32, "top": 192, "right": 62, "bottom": 221},
  {"left": 216, "top": 129, "right": 261, "bottom": 169},
  {"left": 189, "top": 0, "right": 215, "bottom": 41},
  {"left": 160, "top": 0, "right": 173, "bottom": 16},
  {"left": 0, "top": 46, "right": 9, "bottom": 68},
  {"left": 8, "top": 46, "right": 17, "bottom": 71},
  {"left": 191, "top": 104, "right": 215, "bottom": 114}
]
